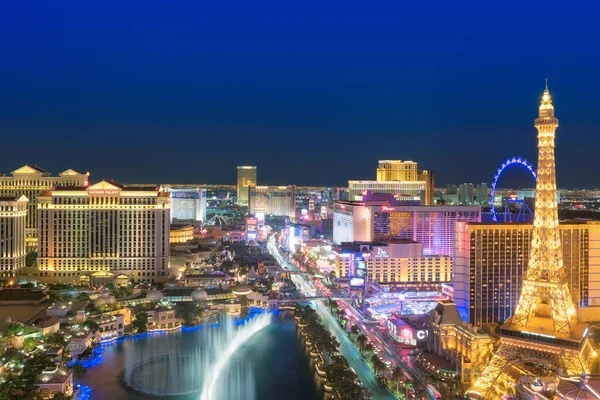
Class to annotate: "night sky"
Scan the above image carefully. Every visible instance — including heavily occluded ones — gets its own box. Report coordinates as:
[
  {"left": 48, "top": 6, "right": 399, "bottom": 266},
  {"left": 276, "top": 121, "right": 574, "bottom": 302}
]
[{"left": 1, "top": 1, "right": 599, "bottom": 187}]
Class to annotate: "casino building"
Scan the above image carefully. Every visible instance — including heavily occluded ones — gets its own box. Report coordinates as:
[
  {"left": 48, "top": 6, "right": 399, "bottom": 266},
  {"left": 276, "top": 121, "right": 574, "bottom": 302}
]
[
  {"left": 333, "top": 196, "right": 480, "bottom": 259},
  {"left": 169, "top": 188, "right": 207, "bottom": 223},
  {"left": 0, "top": 165, "right": 89, "bottom": 250},
  {"left": 333, "top": 239, "right": 452, "bottom": 288},
  {"left": 37, "top": 181, "right": 170, "bottom": 284},
  {"left": 454, "top": 220, "right": 600, "bottom": 326},
  {"left": 249, "top": 185, "right": 296, "bottom": 219},
  {"left": 0, "top": 195, "right": 28, "bottom": 279}
]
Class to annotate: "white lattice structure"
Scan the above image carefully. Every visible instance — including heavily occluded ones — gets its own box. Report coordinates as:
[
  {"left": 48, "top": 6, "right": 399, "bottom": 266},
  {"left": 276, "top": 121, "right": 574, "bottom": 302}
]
[{"left": 468, "top": 84, "right": 596, "bottom": 399}]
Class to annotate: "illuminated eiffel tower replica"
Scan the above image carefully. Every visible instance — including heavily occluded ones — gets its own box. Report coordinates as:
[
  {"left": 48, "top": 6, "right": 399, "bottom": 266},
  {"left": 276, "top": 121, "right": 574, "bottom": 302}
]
[{"left": 468, "top": 83, "right": 595, "bottom": 398}]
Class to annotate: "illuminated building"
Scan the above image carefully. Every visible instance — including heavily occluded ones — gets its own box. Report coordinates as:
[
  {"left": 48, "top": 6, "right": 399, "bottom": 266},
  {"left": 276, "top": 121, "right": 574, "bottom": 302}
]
[
  {"left": 458, "top": 183, "right": 474, "bottom": 205},
  {"left": 36, "top": 367, "right": 74, "bottom": 399},
  {"left": 169, "top": 188, "right": 206, "bottom": 223},
  {"left": 475, "top": 183, "right": 488, "bottom": 205},
  {"left": 428, "top": 301, "right": 494, "bottom": 386},
  {"left": 387, "top": 318, "right": 429, "bottom": 347},
  {"left": 37, "top": 181, "right": 170, "bottom": 284},
  {"left": 170, "top": 224, "right": 194, "bottom": 243},
  {"left": 454, "top": 221, "right": 600, "bottom": 326},
  {"left": 348, "top": 180, "right": 425, "bottom": 203},
  {"left": 470, "top": 86, "right": 595, "bottom": 398},
  {"left": 376, "top": 160, "right": 418, "bottom": 181},
  {"left": 237, "top": 166, "right": 257, "bottom": 206},
  {"left": 0, "top": 195, "right": 28, "bottom": 278},
  {"left": 248, "top": 185, "right": 296, "bottom": 218},
  {"left": 246, "top": 217, "right": 258, "bottom": 241},
  {"left": 332, "top": 240, "right": 452, "bottom": 287},
  {"left": 418, "top": 169, "right": 435, "bottom": 207},
  {"left": 333, "top": 198, "right": 480, "bottom": 258},
  {"left": 0, "top": 165, "right": 89, "bottom": 250}
]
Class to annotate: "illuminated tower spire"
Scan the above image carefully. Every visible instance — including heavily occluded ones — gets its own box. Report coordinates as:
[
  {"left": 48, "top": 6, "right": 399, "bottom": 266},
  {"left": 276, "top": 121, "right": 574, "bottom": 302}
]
[
  {"left": 510, "top": 82, "right": 575, "bottom": 333},
  {"left": 469, "top": 84, "right": 594, "bottom": 399}
]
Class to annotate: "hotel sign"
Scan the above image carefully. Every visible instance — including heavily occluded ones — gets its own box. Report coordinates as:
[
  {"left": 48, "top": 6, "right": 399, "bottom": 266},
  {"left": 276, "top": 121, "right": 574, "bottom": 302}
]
[{"left": 88, "top": 189, "right": 120, "bottom": 196}]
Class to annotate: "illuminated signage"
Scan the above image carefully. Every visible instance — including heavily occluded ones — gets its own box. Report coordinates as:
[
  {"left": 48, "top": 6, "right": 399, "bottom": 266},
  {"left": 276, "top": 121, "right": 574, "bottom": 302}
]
[
  {"left": 381, "top": 206, "right": 396, "bottom": 212},
  {"left": 363, "top": 208, "right": 371, "bottom": 220},
  {"left": 375, "top": 247, "right": 389, "bottom": 257},
  {"left": 88, "top": 189, "right": 120, "bottom": 196},
  {"left": 172, "top": 191, "right": 199, "bottom": 199},
  {"left": 416, "top": 330, "right": 427, "bottom": 340},
  {"left": 350, "top": 255, "right": 367, "bottom": 291},
  {"left": 350, "top": 277, "right": 365, "bottom": 287},
  {"left": 339, "top": 204, "right": 346, "bottom": 210}
]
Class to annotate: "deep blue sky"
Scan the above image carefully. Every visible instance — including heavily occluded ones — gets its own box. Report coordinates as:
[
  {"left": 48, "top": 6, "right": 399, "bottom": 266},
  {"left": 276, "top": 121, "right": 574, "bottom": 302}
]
[{"left": 1, "top": 1, "right": 599, "bottom": 187}]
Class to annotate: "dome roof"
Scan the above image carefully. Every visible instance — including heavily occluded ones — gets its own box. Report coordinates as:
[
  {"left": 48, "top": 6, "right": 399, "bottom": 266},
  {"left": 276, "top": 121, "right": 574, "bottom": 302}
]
[
  {"left": 191, "top": 288, "right": 208, "bottom": 302},
  {"left": 94, "top": 294, "right": 116, "bottom": 307},
  {"left": 230, "top": 282, "right": 251, "bottom": 296},
  {"left": 557, "top": 375, "right": 600, "bottom": 400},
  {"left": 146, "top": 289, "right": 163, "bottom": 302}
]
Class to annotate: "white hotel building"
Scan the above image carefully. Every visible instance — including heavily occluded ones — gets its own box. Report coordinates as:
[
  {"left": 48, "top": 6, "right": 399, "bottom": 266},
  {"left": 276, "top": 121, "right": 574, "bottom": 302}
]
[
  {"left": 333, "top": 199, "right": 480, "bottom": 259},
  {"left": 0, "top": 195, "right": 28, "bottom": 279},
  {"left": 37, "top": 181, "right": 170, "bottom": 284}
]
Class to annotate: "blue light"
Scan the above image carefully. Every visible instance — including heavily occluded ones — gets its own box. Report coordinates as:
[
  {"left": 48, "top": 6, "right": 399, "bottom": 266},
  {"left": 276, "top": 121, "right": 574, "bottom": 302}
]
[{"left": 490, "top": 156, "right": 537, "bottom": 222}]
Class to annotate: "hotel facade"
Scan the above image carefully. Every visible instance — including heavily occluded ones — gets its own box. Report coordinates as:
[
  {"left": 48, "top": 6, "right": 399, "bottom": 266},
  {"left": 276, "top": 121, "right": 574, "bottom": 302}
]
[
  {"left": 333, "top": 239, "right": 453, "bottom": 287},
  {"left": 333, "top": 198, "right": 481, "bottom": 259},
  {"left": 37, "top": 181, "right": 170, "bottom": 284},
  {"left": 0, "top": 195, "right": 28, "bottom": 279},
  {"left": 454, "top": 221, "right": 600, "bottom": 326},
  {"left": 249, "top": 185, "right": 296, "bottom": 218},
  {"left": 237, "top": 166, "right": 257, "bottom": 206},
  {"left": 0, "top": 165, "right": 89, "bottom": 249}
]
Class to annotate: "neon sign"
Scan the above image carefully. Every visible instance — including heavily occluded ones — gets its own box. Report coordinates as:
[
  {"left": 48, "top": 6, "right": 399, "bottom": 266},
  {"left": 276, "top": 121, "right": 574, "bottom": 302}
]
[{"left": 381, "top": 206, "right": 396, "bottom": 212}]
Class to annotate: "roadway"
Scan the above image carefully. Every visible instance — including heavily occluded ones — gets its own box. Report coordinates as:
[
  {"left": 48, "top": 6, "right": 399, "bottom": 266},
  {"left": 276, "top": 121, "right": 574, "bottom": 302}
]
[
  {"left": 267, "top": 234, "right": 396, "bottom": 399},
  {"left": 314, "top": 299, "right": 397, "bottom": 400}
]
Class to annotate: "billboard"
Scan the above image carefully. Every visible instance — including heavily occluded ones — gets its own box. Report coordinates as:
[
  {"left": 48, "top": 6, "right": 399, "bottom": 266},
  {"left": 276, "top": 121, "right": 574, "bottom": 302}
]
[{"left": 350, "top": 254, "right": 367, "bottom": 291}]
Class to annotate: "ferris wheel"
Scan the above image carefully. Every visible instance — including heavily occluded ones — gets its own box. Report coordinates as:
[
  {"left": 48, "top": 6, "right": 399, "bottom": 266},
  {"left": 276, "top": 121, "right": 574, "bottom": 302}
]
[{"left": 490, "top": 157, "right": 537, "bottom": 222}]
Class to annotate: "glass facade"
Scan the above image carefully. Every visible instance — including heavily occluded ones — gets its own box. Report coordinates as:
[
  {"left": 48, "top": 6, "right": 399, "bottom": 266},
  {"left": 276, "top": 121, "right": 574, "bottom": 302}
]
[{"left": 455, "top": 222, "right": 597, "bottom": 326}]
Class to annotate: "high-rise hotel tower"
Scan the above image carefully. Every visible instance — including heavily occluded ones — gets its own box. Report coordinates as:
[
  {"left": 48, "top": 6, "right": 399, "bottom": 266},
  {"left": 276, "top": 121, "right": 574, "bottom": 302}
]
[
  {"left": 37, "top": 181, "right": 170, "bottom": 284},
  {"left": 237, "top": 166, "right": 257, "bottom": 206},
  {"left": 0, "top": 195, "right": 28, "bottom": 279},
  {"left": 0, "top": 165, "right": 89, "bottom": 250}
]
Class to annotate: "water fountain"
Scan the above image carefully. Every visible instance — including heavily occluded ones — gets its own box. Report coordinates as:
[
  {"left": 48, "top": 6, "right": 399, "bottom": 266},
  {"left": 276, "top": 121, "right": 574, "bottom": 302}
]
[{"left": 124, "top": 312, "right": 272, "bottom": 399}]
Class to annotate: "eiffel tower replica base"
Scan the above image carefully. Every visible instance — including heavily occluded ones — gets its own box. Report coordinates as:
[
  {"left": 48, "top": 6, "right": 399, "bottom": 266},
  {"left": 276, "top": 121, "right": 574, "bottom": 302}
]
[{"left": 468, "top": 314, "right": 594, "bottom": 399}]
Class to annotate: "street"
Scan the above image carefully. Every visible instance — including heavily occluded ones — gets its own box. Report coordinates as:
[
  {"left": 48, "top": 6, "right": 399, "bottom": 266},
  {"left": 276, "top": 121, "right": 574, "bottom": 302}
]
[{"left": 314, "top": 299, "right": 397, "bottom": 400}]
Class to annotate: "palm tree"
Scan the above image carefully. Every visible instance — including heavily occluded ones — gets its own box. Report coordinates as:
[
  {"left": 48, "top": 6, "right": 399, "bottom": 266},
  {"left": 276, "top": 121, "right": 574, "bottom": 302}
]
[
  {"left": 350, "top": 325, "right": 359, "bottom": 335},
  {"left": 392, "top": 366, "right": 403, "bottom": 393},
  {"left": 364, "top": 343, "right": 374, "bottom": 354},
  {"left": 370, "top": 354, "right": 385, "bottom": 376},
  {"left": 357, "top": 334, "right": 368, "bottom": 353}
]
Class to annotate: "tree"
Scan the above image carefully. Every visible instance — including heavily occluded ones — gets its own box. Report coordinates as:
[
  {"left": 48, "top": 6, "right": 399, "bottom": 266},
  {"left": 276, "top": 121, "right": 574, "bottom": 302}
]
[
  {"left": 371, "top": 354, "right": 385, "bottom": 376},
  {"left": 4, "top": 322, "right": 23, "bottom": 337},
  {"left": 25, "top": 252, "right": 37, "bottom": 268},
  {"left": 75, "top": 292, "right": 90, "bottom": 301},
  {"left": 23, "top": 338, "right": 38, "bottom": 352},
  {"left": 392, "top": 366, "right": 404, "bottom": 392},
  {"left": 350, "top": 325, "right": 359, "bottom": 336},
  {"left": 364, "top": 343, "right": 374, "bottom": 354},
  {"left": 132, "top": 312, "right": 148, "bottom": 333},
  {"left": 82, "top": 320, "right": 99, "bottom": 333},
  {"left": 357, "top": 334, "right": 368, "bottom": 353},
  {"left": 175, "top": 302, "right": 202, "bottom": 326},
  {"left": 69, "top": 363, "right": 86, "bottom": 379},
  {"left": 46, "top": 332, "right": 66, "bottom": 347}
]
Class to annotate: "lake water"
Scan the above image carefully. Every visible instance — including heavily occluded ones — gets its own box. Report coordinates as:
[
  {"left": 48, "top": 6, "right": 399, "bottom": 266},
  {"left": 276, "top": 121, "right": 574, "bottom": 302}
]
[{"left": 79, "top": 315, "right": 323, "bottom": 400}]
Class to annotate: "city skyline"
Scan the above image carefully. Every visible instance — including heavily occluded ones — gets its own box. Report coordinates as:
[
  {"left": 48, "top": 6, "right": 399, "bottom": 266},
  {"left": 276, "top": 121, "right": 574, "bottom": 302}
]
[{"left": 2, "top": 2, "right": 600, "bottom": 187}]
